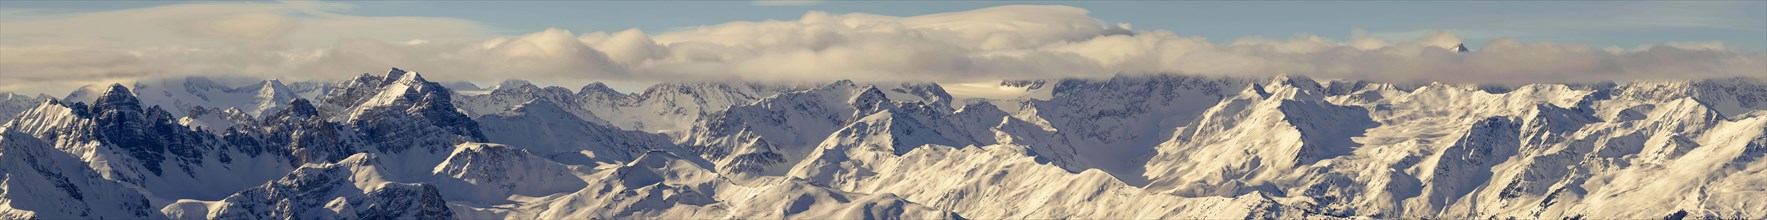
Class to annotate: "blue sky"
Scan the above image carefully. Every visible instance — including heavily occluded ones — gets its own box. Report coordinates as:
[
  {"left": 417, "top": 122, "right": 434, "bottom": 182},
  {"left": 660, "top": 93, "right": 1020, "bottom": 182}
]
[{"left": 7, "top": 0, "right": 1764, "bottom": 51}]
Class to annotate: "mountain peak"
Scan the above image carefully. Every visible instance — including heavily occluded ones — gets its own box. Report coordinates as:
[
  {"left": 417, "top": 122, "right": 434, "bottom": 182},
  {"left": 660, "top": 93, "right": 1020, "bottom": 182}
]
[
  {"left": 387, "top": 67, "right": 409, "bottom": 79},
  {"left": 285, "top": 99, "right": 320, "bottom": 117},
  {"left": 1452, "top": 43, "right": 1470, "bottom": 53},
  {"left": 399, "top": 71, "right": 426, "bottom": 84},
  {"left": 379, "top": 67, "right": 428, "bottom": 86},
  {"left": 850, "top": 86, "right": 890, "bottom": 113},
  {"left": 103, "top": 83, "right": 131, "bottom": 95},
  {"left": 93, "top": 83, "right": 141, "bottom": 110},
  {"left": 1000, "top": 80, "right": 1047, "bottom": 89},
  {"left": 1239, "top": 74, "right": 1328, "bottom": 101},
  {"left": 254, "top": 80, "right": 297, "bottom": 101},
  {"left": 578, "top": 82, "right": 621, "bottom": 97},
  {"left": 495, "top": 79, "right": 535, "bottom": 90},
  {"left": 257, "top": 79, "right": 287, "bottom": 89},
  {"left": 1265, "top": 74, "right": 1323, "bottom": 91}
]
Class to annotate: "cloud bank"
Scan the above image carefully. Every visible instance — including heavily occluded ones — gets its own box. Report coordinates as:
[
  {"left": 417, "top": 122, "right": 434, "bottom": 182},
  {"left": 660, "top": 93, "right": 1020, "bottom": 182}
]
[{"left": 2, "top": 3, "right": 1761, "bottom": 94}]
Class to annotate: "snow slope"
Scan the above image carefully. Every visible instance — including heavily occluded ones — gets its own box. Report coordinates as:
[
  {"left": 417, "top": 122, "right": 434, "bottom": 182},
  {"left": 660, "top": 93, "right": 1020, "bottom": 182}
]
[
  {"left": 474, "top": 99, "right": 678, "bottom": 166},
  {"left": 3, "top": 85, "right": 297, "bottom": 203},
  {"left": 0, "top": 128, "right": 161, "bottom": 220},
  {"left": 3, "top": 67, "right": 1763, "bottom": 219},
  {"left": 455, "top": 80, "right": 811, "bottom": 133},
  {"left": 61, "top": 77, "right": 320, "bottom": 118},
  {"left": 0, "top": 93, "right": 50, "bottom": 124}
]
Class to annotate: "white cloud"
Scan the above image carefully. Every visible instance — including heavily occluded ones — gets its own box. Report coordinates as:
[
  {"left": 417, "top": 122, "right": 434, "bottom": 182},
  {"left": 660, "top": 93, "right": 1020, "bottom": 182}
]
[
  {"left": 595, "top": 5, "right": 1760, "bottom": 84},
  {"left": 0, "top": 1, "right": 490, "bottom": 94},
  {"left": 586, "top": 29, "right": 668, "bottom": 66},
  {"left": 2, "top": 4, "right": 1762, "bottom": 95}
]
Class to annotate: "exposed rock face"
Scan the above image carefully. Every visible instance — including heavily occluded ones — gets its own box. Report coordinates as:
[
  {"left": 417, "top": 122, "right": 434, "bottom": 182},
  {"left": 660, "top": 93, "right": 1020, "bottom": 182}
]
[{"left": 3, "top": 69, "right": 1764, "bottom": 219}]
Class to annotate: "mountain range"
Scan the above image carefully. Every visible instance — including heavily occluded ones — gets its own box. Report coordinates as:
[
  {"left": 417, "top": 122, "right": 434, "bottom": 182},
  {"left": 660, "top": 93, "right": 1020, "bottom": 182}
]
[{"left": 2, "top": 67, "right": 1764, "bottom": 219}]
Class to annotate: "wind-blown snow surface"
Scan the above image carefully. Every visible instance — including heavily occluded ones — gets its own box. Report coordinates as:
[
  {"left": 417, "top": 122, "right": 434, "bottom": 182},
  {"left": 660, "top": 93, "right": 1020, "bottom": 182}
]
[{"left": 2, "top": 68, "right": 1764, "bottom": 219}]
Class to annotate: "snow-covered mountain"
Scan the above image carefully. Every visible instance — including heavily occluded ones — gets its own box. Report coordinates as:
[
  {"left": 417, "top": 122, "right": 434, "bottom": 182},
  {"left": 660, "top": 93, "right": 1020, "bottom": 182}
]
[
  {"left": 60, "top": 77, "right": 326, "bottom": 118},
  {"left": 2, "top": 68, "right": 1763, "bottom": 219},
  {"left": 0, "top": 128, "right": 160, "bottom": 219},
  {"left": 0, "top": 93, "right": 50, "bottom": 124},
  {"left": 1138, "top": 76, "right": 1767, "bottom": 218},
  {"left": 473, "top": 99, "right": 680, "bottom": 166},
  {"left": 4, "top": 85, "right": 298, "bottom": 203},
  {"left": 454, "top": 80, "right": 813, "bottom": 133}
]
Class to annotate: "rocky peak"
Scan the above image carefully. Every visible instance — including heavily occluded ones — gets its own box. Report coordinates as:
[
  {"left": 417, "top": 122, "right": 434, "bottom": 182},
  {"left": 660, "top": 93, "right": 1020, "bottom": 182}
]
[
  {"left": 496, "top": 79, "right": 536, "bottom": 90},
  {"left": 898, "top": 82, "right": 953, "bottom": 100},
  {"left": 578, "top": 82, "right": 624, "bottom": 97},
  {"left": 1249, "top": 75, "right": 1326, "bottom": 100},
  {"left": 641, "top": 81, "right": 736, "bottom": 98},
  {"left": 384, "top": 67, "right": 412, "bottom": 84},
  {"left": 0, "top": 130, "right": 160, "bottom": 219},
  {"left": 254, "top": 79, "right": 292, "bottom": 95},
  {"left": 1001, "top": 80, "right": 1047, "bottom": 89},
  {"left": 55, "top": 83, "right": 223, "bottom": 176},
  {"left": 92, "top": 84, "right": 142, "bottom": 112},
  {"left": 394, "top": 70, "right": 427, "bottom": 87},
  {"left": 832, "top": 79, "right": 857, "bottom": 88},
  {"left": 284, "top": 99, "right": 321, "bottom": 118},
  {"left": 850, "top": 86, "right": 891, "bottom": 114},
  {"left": 349, "top": 68, "right": 455, "bottom": 113},
  {"left": 338, "top": 68, "right": 487, "bottom": 153},
  {"left": 1269, "top": 74, "right": 1323, "bottom": 90}
]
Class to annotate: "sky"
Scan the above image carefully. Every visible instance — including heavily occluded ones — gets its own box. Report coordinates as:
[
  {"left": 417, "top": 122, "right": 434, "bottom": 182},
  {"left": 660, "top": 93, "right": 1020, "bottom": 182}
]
[{"left": 2, "top": 0, "right": 1764, "bottom": 95}]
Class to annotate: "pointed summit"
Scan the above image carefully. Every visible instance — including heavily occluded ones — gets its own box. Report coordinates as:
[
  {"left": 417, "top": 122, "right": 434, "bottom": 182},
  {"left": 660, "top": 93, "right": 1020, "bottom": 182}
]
[
  {"left": 249, "top": 79, "right": 300, "bottom": 115},
  {"left": 1247, "top": 74, "right": 1326, "bottom": 100},
  {"left": 1452, "top": 43, "right": 1470, "bottom": 53},
  {"left": 101, "top": 83, "right": 132, "bottom": 96},
  {"left": 832, "top": 79, "right": 858, "bottom": 88},
  {"left": 850, "top": 86, "right": 891, "bottom": 113},
  {"left": 254, "top": 79, "right": 294, "bottom": 98},
  {"left": 1267, "top": 74, "right": 1322, "bottom": 90},
  {"left": 578, "top": 82, "right": 622, "bottom": 97},
  {"left": 495, "top": 79, "right": 535, "bottom": 91},
  {"left": 381, "top": 67, "right": 427, "bottom": 85},
  {"left": 285, "top": 99, "right": 320, "bottom": 117},
  {"left": 387, "top": 67, "right": 409, "bottom": 79},
  {"left": 258, "top": 79, "right": 286, "bottom": 89},
  {"left": 397, "top": 70, "right": 426, "bottom": 84},
  {"left": 93, "top": 83, "right": 141, "bottom": 111}
]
